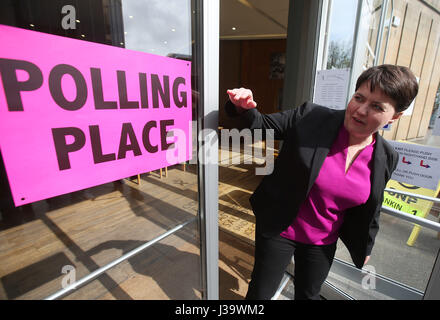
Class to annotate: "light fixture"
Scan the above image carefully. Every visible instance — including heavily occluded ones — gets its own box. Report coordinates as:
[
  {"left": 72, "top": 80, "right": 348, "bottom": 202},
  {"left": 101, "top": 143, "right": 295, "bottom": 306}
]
[
  {"left": 76, "top": 19, "right": 80, "bottom": 23},
  {"left": 29, "top": 24, "right": 35, "bottom": 27},
  {"left": 81, "top": 34, "right": 85, "bottom": 38},
  {"left": 232, "top": 27, "right": 237, "bottom": 31},
  {"left": 129, "top": 15, "right": 133, "bottom": 19},
  {"left": 171, "top": 28, "right": 176, "bottom": 32}
]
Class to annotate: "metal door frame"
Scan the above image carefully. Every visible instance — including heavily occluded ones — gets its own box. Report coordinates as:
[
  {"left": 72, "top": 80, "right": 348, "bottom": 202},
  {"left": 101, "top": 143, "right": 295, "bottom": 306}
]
[{"left": 196, "top": 0, "right": 220, "bottom": 300}]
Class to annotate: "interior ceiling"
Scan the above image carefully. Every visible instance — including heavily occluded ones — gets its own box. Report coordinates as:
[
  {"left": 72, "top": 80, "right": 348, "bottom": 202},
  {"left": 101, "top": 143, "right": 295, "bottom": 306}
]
[{"left": 220, "top": 0, "right": 289, "bottom": 39}]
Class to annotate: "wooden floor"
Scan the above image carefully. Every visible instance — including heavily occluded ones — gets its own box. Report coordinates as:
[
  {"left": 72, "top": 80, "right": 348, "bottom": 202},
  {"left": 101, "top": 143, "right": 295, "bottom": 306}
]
[{"left": 0, "top": 147, "right": 264, "bottom": 300}]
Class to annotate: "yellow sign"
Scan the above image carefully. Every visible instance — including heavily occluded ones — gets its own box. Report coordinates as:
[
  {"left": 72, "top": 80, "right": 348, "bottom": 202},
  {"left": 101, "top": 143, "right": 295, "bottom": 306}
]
[
  {"left": 383, "top": 180, "right": 437, "bottom": 217},
  {"left": 383, "top": 179, "right": 440, "bottom": 246}
]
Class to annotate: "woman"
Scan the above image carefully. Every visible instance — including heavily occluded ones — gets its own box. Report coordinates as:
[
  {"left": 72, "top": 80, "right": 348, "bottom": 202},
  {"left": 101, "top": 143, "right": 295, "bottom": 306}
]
[{"left": 225, "top": 64, "right": 418, "bottom": 300}]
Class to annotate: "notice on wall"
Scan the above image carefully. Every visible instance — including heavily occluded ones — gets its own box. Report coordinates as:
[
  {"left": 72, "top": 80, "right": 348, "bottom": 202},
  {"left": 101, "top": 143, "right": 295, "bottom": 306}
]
[
  {"left": 0, "top": 25, "right": 192, "bottom": 206},
  {"left": 313, "top": 68, "right": 350, "bottom": 110},
  {"left": 388, "top": 140, "right": 440, "bottom": 190}
]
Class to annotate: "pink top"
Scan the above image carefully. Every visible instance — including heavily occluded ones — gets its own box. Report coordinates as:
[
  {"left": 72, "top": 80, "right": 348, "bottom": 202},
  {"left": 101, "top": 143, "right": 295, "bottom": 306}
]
[{"left": 280, "top": 125, "right": 375, "bottom": 245}]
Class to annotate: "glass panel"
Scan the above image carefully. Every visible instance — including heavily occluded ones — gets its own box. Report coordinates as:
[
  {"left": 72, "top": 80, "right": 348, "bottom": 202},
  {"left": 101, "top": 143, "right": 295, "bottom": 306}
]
[
  {"left": 316, "top": 0, "right": 440, "bottom": 300},
  {"left": 362, "top": 0, "right": 385, "bottom": 68},
  {"left": 316, "top": 0, "right": 360, "bottom": 109},
  {"left": 330, "top": 207, "right": 440, "bottom": 299},
  {"left": 0, "top": 0, "right": 201, "bottom": 300},
  {"left": 121, "top": 1, "right": 192, "bottom": 56},
  {"left": 325, "top": 0, "right": 359, "bottom": 70},
  {"left": 63, "top": 223, "right": 201, "bottom": 300}
]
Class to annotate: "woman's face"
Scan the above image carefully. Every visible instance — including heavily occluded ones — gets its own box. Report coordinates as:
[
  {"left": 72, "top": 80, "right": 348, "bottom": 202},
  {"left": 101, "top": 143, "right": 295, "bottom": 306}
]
[{"left": 344, "top": 81, "right": 402, "bottom": 142}]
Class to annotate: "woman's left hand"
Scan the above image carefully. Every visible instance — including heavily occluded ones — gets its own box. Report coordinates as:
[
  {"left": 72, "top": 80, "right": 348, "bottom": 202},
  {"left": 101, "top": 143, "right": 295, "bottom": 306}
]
[{"left": 364, "top": 256, "right": 370, "bottom": 265}]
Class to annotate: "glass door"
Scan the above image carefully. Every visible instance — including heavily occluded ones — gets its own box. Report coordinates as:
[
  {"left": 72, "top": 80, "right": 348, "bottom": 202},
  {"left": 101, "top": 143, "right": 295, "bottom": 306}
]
[
  {"left": 317, "top": 0, "right": 440, "bottom": 300},
  {"left": 0, "top": 0, "right": 218, "bottom": 300},
  {"left": 275, "top": 0, "right": 440, "bottom": 300}
]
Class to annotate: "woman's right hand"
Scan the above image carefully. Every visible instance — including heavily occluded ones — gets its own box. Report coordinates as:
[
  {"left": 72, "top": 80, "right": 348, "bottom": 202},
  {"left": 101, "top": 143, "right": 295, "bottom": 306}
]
[{"left": 227, "top": 88, "right": 257, "bottom": 110}]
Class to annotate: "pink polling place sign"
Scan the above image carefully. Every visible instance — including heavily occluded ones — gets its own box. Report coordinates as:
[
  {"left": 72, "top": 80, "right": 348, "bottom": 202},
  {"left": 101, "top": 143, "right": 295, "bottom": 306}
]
[{"left": 0, "top": 25, "right": 192, "bottom": 206}]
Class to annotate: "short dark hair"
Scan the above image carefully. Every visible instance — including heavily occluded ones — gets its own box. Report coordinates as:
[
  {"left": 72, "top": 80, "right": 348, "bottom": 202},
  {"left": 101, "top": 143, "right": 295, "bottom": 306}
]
[{"left": 355, "top": 64, "right": 418, "bottom": 113}]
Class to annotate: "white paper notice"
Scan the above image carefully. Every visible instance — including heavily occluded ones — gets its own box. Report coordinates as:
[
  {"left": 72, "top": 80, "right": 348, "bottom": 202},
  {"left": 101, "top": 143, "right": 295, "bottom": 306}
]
[
  {"left": 314, "top": 69, "right": 350, "bottom": 110},
  {"left": 388, "top": 140, "right": 440, "bottom": 190}
]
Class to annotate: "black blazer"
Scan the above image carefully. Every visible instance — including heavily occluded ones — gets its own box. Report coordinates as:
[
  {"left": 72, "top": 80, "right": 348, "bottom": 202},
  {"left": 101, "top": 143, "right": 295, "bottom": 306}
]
[{"left": 225, "top": 100, "right": 399, "bottom": 268}]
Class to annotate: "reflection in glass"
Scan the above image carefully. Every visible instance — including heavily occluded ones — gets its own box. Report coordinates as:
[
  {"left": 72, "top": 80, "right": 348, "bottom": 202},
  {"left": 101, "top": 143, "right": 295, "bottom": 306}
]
[
  {"left": 121, "top": 0, "right": 192, "bottom": 57},
  {"left": 0, "top": 0, "right": 200, "bottom": 300},
  {"left": 325, "top": 0, "right": 358, "bottom": 69}
]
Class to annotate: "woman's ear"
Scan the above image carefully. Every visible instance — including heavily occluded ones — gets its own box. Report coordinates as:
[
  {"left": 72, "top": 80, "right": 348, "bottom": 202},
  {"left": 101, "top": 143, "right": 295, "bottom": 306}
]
[{"left": 388, "top": 111, "right": 403, "bottom": 124}]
